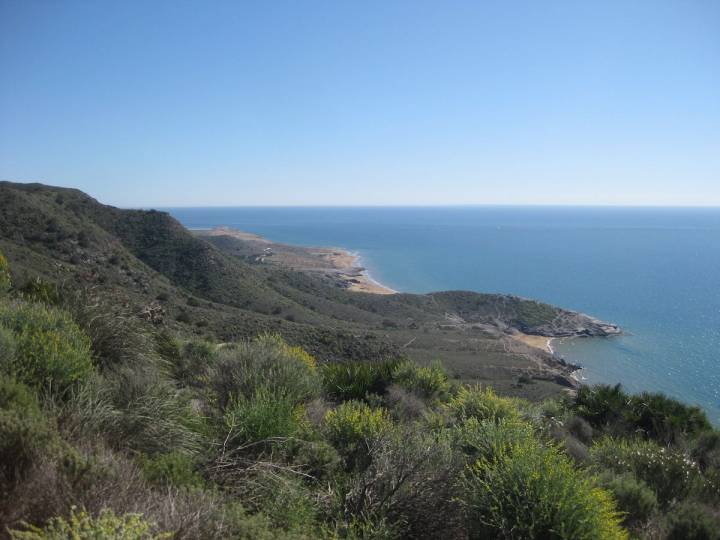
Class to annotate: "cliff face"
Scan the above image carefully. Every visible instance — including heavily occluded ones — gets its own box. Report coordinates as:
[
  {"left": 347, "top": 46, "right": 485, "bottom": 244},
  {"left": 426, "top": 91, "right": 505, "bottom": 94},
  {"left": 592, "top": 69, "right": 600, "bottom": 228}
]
[{"left": 0, "top": 181, "right": 620, "bottom": 400}]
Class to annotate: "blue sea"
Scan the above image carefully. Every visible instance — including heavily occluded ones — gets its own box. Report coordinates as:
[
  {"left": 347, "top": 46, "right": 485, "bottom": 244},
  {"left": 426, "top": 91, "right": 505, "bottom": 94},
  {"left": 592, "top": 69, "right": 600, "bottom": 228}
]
[{"left": 165, "top": 206, "right": 720, "bottom": 422}]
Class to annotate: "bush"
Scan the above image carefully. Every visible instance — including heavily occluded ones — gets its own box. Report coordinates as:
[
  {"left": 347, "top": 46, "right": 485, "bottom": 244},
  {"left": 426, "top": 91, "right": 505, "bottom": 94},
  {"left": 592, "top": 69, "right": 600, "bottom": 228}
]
[
  {"left": 0, "top": 376, "right": 57, "bottom": 482},
  {"left": 209, "top": 335, "right": 320, "bottom": 410},
  {"left": 8, "top": 507, "right": 170, "bottom": 539},
  {"left": 103, "top": 366, "right": 202, "bottom": 456},
  {"left": 590, "top": 437, "right": 701, "bottom": 505},
  {"left": 62, "top": 291, "right": 157, "bottom": 370},
  {"left": 20, "top": 277, "right": 59, "bottom": 305},
  {"left": 140, "top": 451, "right": 204, "bottom": 489},
  {"left": 320, "top": 360, "right": 399, "bottom": 402},
  {"left": 461, "top": 419, "right": 628, "bottom": 540},
  {"left": 598, "top": 472, "right": 658, "bottom": 527},
  {"left": 0, "top": 325, "right": 17, "bottom": 370},
  {"left": 171, "top": 340, "right": 217, "bottom": 387},
  {"left": 392, "top": 360, "right": 449, "bottom": 400},
  {"left": 0, "top": 300, "right": 93, "bottom": 390},
  {"left": 223, "top": 389, "right": 304, "bottom": 448},
  {"left": 446, "top": 384, "right": 520, "bottom": 424},
  {"left": 341, "top": 429, "right": 463, "bottom": 539},
  {"left": 665, "top": 501, "right": 720, "bottom": 540},
  {"left": 0, "top": 251, "right": 11, "bottom": 294},
  {"left": 323, "top": 400, "right": 392, "bottom": 470},
  {"left": 575, "top": 384, "right": 711, "bottom": 444}
]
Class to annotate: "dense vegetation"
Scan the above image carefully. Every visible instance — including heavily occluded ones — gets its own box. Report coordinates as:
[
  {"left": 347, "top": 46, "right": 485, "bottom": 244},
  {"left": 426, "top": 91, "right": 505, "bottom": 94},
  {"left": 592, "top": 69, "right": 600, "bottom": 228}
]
[{"left": 1, "top": 250, "right": 719, "bottom": 539}]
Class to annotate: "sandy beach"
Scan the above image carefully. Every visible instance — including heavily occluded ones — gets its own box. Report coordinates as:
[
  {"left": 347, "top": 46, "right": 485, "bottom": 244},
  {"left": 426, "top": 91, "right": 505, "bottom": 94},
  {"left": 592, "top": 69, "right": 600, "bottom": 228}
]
[
  {"left": 198, "top": 227, "right": 397, "bottom": 295},
  {"left": 513, "top": 332, "right": 555, "bottom": 354}
]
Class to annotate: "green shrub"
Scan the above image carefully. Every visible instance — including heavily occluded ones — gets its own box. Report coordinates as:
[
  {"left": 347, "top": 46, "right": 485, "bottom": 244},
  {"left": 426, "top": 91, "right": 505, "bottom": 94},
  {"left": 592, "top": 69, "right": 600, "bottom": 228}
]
[
  {"left": 0, "top": 300, "right": 93, "bottom": 390},
  {"left": 461, "top": 419, "right": 628, "bottom": 540},
  {"left": 446, "top": 384, "right": 520, "bottom": 424},
  {"left": 320, "top": 359, "right": 400, "bottom": 402},
  {"left": 20, "top": 277, "right": 59, "bottom": 305},
  {"left": 103, "top": 366, "right": 202, "bottom": 456},
  {"left": 62, "top": 291, "right": 156, "bottom": 370},
  {"left": 8, "top": 507, "right": 170, "bottom": 539},
  {"left": 0, "top": 326, "right": 17, "bottom": 370},
  {"left": 392, "top": 360, "right": 450, "bottom": 399},
  {"left": 665, "top": 501, "right": 720, "bottom": 540},
  {"left": 574, "top": 384, "right": 628, "bottom": 428},
  {"left": 223, "top": 388, "right": 304, "bottom": 447},
  {"left": 575, "top": 384, "right": 711, "bottom": 444},
  {"left": 209, "top": 335, "right": 320, "bottom": 410},
  {"left": 0, "top": 251, "right": 11, "bottom": 294},
  {"left": 323, "top": 400, "right": 392, "bottom": 470},
  {"left": 139, "top": 451, "right": 204, "bottom": 488},
  {"left": 0, "top": 376, "right": 57, "bottom": 482},
  {"left": 341, "top": 429, "right": 463, "bottom": 539},
  {"left": 590, "top": 437, "right": 701, "bottom": 505},
  {"left": 171, "top": 340, "right": 217, "bottom": 386},
  {"left": 628, "top": 391, "right": 711, "bottom": 444},
  {"left": 597, "top": 472, "right": 658, "bottom": 527}
]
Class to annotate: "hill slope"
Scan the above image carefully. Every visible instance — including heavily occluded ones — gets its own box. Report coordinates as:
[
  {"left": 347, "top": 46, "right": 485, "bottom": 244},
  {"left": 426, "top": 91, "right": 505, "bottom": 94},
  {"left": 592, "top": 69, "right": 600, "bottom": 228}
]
[{"left": 0, "top": 181, "right": 619, "bottom": 397}]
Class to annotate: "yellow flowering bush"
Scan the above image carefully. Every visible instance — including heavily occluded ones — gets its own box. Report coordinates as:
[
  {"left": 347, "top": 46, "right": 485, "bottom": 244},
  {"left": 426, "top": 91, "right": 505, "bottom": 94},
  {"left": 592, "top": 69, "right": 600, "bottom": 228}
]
[
  {"left": 446, "top": 384, "right": 521, "bottom": 424},
  {"left": 323, "top": 400, "right": 392, "bottom": 470},
  {"left": 9, "top": 507, "right": 170, "bottom": 539},
  {"left": 0, "top": 300, "right": 93, "bottom": 390},
  {"left": 462, "top": 419, "right": 628, "bottom": 540}
]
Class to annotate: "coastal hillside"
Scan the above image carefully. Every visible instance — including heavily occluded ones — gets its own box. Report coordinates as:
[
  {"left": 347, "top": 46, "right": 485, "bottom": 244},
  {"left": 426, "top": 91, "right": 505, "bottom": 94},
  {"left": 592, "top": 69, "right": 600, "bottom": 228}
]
[
  {"left": 1, "top": 181, "right": 719, "bottom": 538},
  {"left": 0, "top": 181, "right": 618, "bottom": 396}
]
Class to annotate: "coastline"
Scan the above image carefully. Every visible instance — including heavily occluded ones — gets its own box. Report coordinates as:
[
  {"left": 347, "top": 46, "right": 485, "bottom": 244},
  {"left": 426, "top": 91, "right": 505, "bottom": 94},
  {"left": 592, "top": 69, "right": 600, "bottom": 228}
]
[
  {"left": 196, "top": 226, "right": 397, "bottom": 295},
  {"left": 513, "top": 332, "right": 555, "bottom": 354}
]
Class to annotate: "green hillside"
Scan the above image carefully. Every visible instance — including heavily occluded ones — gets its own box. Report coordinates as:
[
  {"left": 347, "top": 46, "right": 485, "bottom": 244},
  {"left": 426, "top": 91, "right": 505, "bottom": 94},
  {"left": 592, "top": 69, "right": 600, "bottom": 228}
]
[{"left": 2, "top": 182, "right": 717, "bottom": 539}]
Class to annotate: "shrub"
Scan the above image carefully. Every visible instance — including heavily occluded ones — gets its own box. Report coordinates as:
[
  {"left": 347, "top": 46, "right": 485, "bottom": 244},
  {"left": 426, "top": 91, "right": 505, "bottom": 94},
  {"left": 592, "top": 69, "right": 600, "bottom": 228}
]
[
  {"left": 0, "top": 326, "right": 17, "bottom": 370},
  {"left": 20, "top": 277, "right": 59, "bottom": 305},
  {"left": 446, "top": 384, "right": 520, "bottom": 424},
  {"left": 323, "top": 400, "right": 392, "bottom": 470},
  {"left": 566, "top": 415, "right": 593, "bottom": 445},
  {"left": 0, "top": 251, "right": 11, "bottom": 294},
  {"left": 140, "top": 451, "right": 204, "bottom": 488},
  {"left": 209, "top": 335, "right": 320, "bottom": 410},
  {"left": 574, "top": 384, "right": 628, "bottom": 428},
  {"left": 103, "top": 366, "right": 202, "bottom": 456},
  {"left": 0, "top": 376, "right": 57, "bottom": 482},
  {"left": 597, "top": 472, "right": 658, "bottom": 527},
  {"left": 8, "top": 507, "right": 170, "bottom": 539},
  {"left": 320, "top": 360, "right": 399, "bottom": 402},
  {"left": 664, "top": 501, "right": 720, "bottom": 540},
  {"left": 575, "top": 384, "right": 711, "bottom": 444},
  {"left": 341, "top": 429, "right": 464, "bottom": 539},
  {"left": 628, "top": 391, "right": 711, "bottom": 444},
  {"left": 392, "top": 360, "right": 450, "bottom": 400},
  {"left": 590, "top": 437, "right": 701, "bottom": 505},
  {"left": 62, "top": 291, "right": 157, "bottom": 370},
  {"left": 223, "top": 388, "right": 304, "bottom": 448},
  {"left": 461, "top": 419, "right": 628, "bottom": 540},
  {"left": 171, "top": 340, "right": 217, "bottom": 386},
  {"left": 0, "top": 300, "right": 93, "bottom": 390}
]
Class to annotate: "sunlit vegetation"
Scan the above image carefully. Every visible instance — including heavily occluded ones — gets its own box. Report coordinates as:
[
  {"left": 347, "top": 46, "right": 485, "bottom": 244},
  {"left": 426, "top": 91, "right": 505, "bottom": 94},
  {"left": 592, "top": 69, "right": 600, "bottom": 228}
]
[{"left": 1, "top": 241, "right": 719, "bottom": 538}]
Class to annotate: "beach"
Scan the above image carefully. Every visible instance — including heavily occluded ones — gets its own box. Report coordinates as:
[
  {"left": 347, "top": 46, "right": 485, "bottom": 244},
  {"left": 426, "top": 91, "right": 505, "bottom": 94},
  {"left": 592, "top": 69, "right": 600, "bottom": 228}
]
[
  {"left": 513, "top": 332, "right": 555, "bottom": 354},
  {"left": 196, "top": 227, "right": 396, "bottom": 295}
]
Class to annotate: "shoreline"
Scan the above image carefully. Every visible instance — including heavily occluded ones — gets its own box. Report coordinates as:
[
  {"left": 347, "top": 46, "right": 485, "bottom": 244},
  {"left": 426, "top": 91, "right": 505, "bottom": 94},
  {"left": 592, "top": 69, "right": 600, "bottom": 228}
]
[
  {"left": 196, "top": 226, "right": 397, "bottom": 295},
  {"left": 513, "top": 332, "right": 555, "bottom": 354}
]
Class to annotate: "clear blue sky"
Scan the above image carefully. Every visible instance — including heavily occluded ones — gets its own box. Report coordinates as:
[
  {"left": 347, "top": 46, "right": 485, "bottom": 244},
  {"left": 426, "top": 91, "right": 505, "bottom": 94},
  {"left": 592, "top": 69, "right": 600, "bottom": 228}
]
[{"left": 1, "top": 0, "right": 718, "bottom": 206}]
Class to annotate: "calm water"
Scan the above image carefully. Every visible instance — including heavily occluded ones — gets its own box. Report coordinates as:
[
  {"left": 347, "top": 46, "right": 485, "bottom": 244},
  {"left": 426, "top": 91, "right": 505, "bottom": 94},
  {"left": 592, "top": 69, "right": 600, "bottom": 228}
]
[{"left": 165, "top": 206, "right": 720, "bottom": 422}]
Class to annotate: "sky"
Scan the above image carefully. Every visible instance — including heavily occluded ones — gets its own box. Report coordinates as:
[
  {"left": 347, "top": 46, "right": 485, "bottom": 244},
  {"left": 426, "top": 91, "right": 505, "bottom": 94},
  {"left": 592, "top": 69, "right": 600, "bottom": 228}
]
[{"left": 1, "top": 0, "right": 719, "bottom": 207}]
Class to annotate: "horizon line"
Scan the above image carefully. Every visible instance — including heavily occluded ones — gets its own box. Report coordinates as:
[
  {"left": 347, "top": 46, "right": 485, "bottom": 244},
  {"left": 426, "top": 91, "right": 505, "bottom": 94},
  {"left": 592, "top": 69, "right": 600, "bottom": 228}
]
[{"left": 143, "top": 203, "right": 720, "bottom": 210}]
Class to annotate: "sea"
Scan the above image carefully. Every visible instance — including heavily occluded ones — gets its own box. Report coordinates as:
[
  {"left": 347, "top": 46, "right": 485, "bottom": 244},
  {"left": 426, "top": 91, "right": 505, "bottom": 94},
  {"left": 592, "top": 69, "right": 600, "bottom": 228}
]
[{"left": 164, "top": 206, "right": 720, "bottom": 423}]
